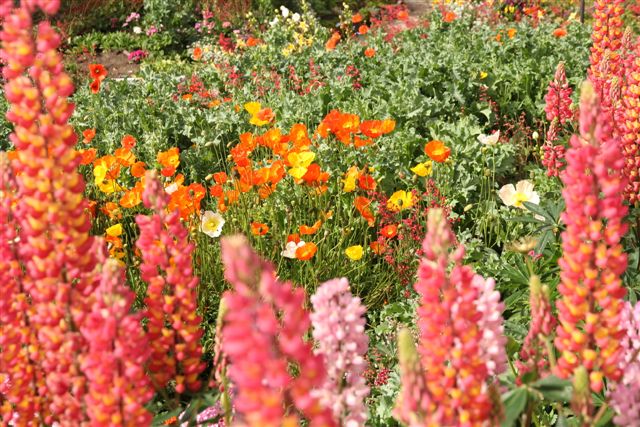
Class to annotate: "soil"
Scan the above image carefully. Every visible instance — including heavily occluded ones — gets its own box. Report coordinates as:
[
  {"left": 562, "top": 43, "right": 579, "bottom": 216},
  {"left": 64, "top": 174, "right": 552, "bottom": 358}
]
[{"left": 69, "top": 50, "right": 141, "bottom": 80}]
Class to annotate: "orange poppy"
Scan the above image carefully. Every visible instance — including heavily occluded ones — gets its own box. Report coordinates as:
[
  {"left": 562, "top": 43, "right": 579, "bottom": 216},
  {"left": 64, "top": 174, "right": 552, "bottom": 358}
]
[
  {"left": 258, "top": 183, "right": 277, "bottom": 199},
  {"left": 157, "top": 147, "right": 180, "bottom": 176},
  {"left": 78, "top": 148, "right": 97, "bottom": 165},
  {"left": 251, "top": 222, "right": 269, "bottom": 236},
  {"left": 553, "top": 28, "right": 567, "bottom": 38},
  {"left": 114, "top": 147, "right": 136, "bottom": 167},
  {"left": 495, "top": 33, "right": 502, "bottom": 42},
  {"left": 120, "top": 183, "right": 143, "bottom": 208},
  {"left": 193, "top": 47, "right": 203, "bottom": 60},
  {"left": 299, "top": 220, "right": 322, "bottom": 235},
  {"left": 287, "top": 233, "right": 301, "bottom": 244},
  {"left": 364, "top": 48, "right": 375, "bottom": 58},
  {"left": 354, "top": 196, "right": 375, "bottom": 226},
  {"left": 246, "top": 37, "right": 262, "bottom": 47},
  {"left": 213, "top": 171, "right": 228, "bottom": 184},
  {"left": 83, "top": 128, "right": 96, "bottom": 143},
  {"left": 255, "top": 107, "right": 275, "bottom": 124},
  {"left": 210, "top": 184, "right": 224, "bottom": 198},
  {"left": 121, "top": 135, "right": 136, "bottom": 149},
  {"left": 325, "top": 32, "right": 341, "bottom": 50},
  {"left": 354, "top": 136, "right": 374, "bottom": 148},
  {"left": 380, "top": 224, "right": 398, "bottom": 238},
  {"left": 443, "top": 10, "right": 456, "bottom": 23},
  {"left": 89, "top": 64, "right": 107, "bottom": 81},
  {"left": 397, "top": 10, "right": 409, "bottom": 21},
  {"left": 360, "top": 120, "right": 385, "bottom": 138},
  {"left": 507, "top": 28, "right": 517, "bottom": 39},
  {"left": 295, "top": 242, "right": 317, "bottom": 260},
  {"left": 130, "top": 161, "right": 146, "bottom": 178},
  {"left": 352, "top": 13, "right": 363, "bottom": 23},
  {"left": 370, "top": 241, "right": 385, "bottom": 255},
  {"left": 357, "top": 174, "right": 377, "bottom": 191},
  {"left": 424, "top": 140, "right": 451, "bottom": 162},
  {"left": 89, "top": 79, "right": 101, "bottom": 94},
  {"left": 358, "top": 25, "right": 369, "bottom": 35}
]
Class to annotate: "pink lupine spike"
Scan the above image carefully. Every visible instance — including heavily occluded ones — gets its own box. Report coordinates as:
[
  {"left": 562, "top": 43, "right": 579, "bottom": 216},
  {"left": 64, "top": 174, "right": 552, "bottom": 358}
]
[
  {"left": 135, "top": 171, "right": 206, "bottom": 393},
  {"left": 310, "top": 278, "right": 370, "bottom": 426},
  {"left": 554, "top": 81, "right": 628, "bottom": 396},
  {"left": 220, "top": 235, "right": 336, "bottom": 427}
]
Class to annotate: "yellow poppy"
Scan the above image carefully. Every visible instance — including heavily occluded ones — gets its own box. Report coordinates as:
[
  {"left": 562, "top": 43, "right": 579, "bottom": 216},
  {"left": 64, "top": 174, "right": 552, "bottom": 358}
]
[
  {"left": 410, "top": 161, "right": 433, "bottom": 177},
  {"left": 105, "top": 223, "right": 123, "bottom": 237},
  {"left": 288, "top": 151, "right": 315, "bottom": 179},
  {"left": 387, "top": 190, "right": 414, "bottom": 212},
  {"left": 345, "top": 245, "right": 364, "bottom": 260}
]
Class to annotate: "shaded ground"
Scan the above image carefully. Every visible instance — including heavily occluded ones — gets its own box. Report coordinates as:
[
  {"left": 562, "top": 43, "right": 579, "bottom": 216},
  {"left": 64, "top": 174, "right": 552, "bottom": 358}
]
[{"left": 69, "top": 50, "right": 141, "bottom": 80}]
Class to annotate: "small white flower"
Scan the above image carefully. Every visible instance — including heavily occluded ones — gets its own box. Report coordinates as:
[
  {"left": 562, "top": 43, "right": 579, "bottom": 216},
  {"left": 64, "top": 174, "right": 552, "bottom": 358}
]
[
  {"left": 200, "top": 211, "right": 225, "bottom": 238},
  {"left": 133, "top": 26, "right": 142, "bottom": 34},
  {"left": 270, "top": 16, "right": 279, "bottom": 27},
  {"left": 498, "top": 180, "right": 540, "bottom": 209},
  {"left": 281, "top": 240, "right": 305, "bottom": 259},
  {"left": 532, "top": 131, "right": 539, "bottom": 140},
  {"left": 280, "top": 5, "right": 290, "bottom": 17},
  {"left": 478, "top": 130, "right": 500, "bottom": 146},
  {"left": 165, "top": 182, "right": 179, "bottom": 194},
  {"left": 292, "top": 12, "right": 301, "bottom": 22}
]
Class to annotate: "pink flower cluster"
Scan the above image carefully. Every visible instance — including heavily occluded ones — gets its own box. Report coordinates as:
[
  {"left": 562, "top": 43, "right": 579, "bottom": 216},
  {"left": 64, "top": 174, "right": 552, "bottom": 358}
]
[
  {"left": 220, "top": 235, "right": 335, "bottom": 426},
  {"left": 542, "top": 63, "right": 573, "bottom": 177},
  {"left": 473, "top": 275, "right": 507, "bottom": 378},
  {"left": 395, "top": 208, "right": 502, "bottom": 425},
  {"left": 554, "top": 81, "right": 628, "bottom": 394},
  {"left": 310, "top": 278, "right": 370, "bottom": 426},
  {"left": 135, "top": 173, "right": 206, "bottom": 393},
  {"left": 609, "top": 302, "right": 640, "bottom": 426}
]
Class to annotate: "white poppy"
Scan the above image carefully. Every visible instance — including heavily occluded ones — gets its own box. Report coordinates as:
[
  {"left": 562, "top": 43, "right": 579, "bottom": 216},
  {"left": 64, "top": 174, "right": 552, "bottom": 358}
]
[
  {"left": 281, "top": 240, "right": 305, "bottom": 259},
  {"left": 200, "top": 211, "right": 225, "bottom": 238},
  {"left": 478, "top": 130, "right": 500, "bottom": 146},
  {"left": 280, "top": 5, "right": 290, "bottom": 17},
  {"left": 498, "top": 180, "right": 540, "bottom": 209},
  {"left": 292, "top": 12, "right": 301, "bottom": 22},
  {"left": 133, "top": 26, "right": 142, "bottom": 34},
  {"left": 165, "top": 182, "right": 179, "bottom": 194}
]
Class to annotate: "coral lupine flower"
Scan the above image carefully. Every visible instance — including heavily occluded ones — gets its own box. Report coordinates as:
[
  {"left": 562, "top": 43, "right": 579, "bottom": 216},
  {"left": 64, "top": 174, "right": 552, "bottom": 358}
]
[
  {"left": 621, "top": 47, "right": 640, "bottom": 204},
  {"left": 80, "top": 256, "right": 153, "bottom": 426},
  {"left": 589, "top": 0, "right": 625, "bottom": 83},
  {"left": 1, "top": 2, "right": 104, "bottom": 422},
  {"left": 220, "top": 235, "right": 336, "bottom": 426},
  {"left": 516, "top": 275, "right": 557, "bottom": 384},
  {"left": 136, "top": 173, "right": 206, "bottom": 393},
  {"left": 554, "top": 82, "right": 628, "bottom": 393},
  {"left": 545, "top": 63, "right": 573, "bottom": 125},
  {"left": 310, "top": 278, "right": 370, "bottom": 426},
  {"left": 473, "top": 275, "right": 507, "bottom": 377},
  {"left": 609, "top": 302, "right": 640, "bottom": 426},
  {"left": 424, "top": 140, "right": 450, "bottom": 162},
  {"left": 396, "top": 208, "right": 496, "bottom": 425}
]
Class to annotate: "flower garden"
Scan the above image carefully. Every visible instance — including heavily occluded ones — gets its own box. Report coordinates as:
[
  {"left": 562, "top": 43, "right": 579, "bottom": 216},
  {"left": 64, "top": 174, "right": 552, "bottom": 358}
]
[{"left": 0, "top": 0, "right": 639, "bottom": 425}]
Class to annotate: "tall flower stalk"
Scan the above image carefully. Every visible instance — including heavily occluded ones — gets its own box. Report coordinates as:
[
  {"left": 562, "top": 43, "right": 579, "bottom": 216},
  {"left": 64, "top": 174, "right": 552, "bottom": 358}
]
[
  {"left": 220, "top": 235, "right": 335, "bottom": 427},
  {"left": 395, "top": 208, "right": 503, "bottom": 425},
  {"left": 554, "top": 81, "right": 628, "bottom": 398},
  {"left": 310, "top": 278, "right": 370, "bottom": 426},
  {"left": 136, "top": 173, "right": 206, "bottom": 393}
]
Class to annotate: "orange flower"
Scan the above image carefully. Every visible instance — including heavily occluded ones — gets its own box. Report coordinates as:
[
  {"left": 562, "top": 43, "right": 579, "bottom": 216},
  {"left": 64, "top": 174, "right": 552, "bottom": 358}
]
[
  {"left": 213, "top": 171, "right": 228, "bottom": 184},
  {"left": 354, "top": 136, "right": 374, "bottom": 148},
  {"left": 246, "top": 37, "right": 262, "bottom": 47},
  {"left": 255, "top": 107, "right": 275, "bottom": 124},
  {"left": 83, "top": 128, "right": 96, "bottom": 143},
  {"left": 443, "top": 10, "right": 456, "bottom": 23},
  {"left": 114, "top": 147, "right": 136, "bottom": 167},
  {"left": 507, "top": 28, "right": 517, "bottom": 39},
  {"left": 157, "top": 147, "right": 180, "bottom": 176},
  {"left": 360, "top": 120, "right": 385, "bottom": 138},
  {"left": 182, "top": 94, "right": 193, "bottom": 101},
  {"left": 299, "top": 220, "right": 322, "bottom": 235},
  {"left": 210, "top": 184, "right": 224, "bottom": 198},
  {"left": 364, "top": 47, "right": 375, "bottom": 58},
  {"left": 553, "top": 27, "right": 567, "bottom": 38},
  {"left": 89, "top": 78, "right": 101, "bottom": 94},
  {"left": 380, "top": 224, "right": 398, "bottom": 238},
  {"left": 121, "top": 134, "right": 136, "bottom": 149},
  {"left": 78, "top": 148, "right": 97, "bottom": 165},
  {"left": 397, "top": 10, "right": 409, "bottom": 21},
  {"left": 354, "top": 196, "right": 375, "bottom": 226},
  {"left": 287, "top": 233, "right": 301, "bottom": 244},
  {"left": 358, "top": 173, "right": 377, "bottom": 191},
  {"left": 495, "top": 32, "right": 502, "bottom": 42},
  {"left": 370, "top": 241, "right": 385, "bottom": 254},
  {"left": 251, "top": 222, "right": 269, "bottom": 236},
  {"left": 120, "top": 182, "right": 143, "bottom": 208},
  {"left": 130, "top": 161, "right": 146, "bottom": 178},
  {"left": 358, "top": 25, "right": 369, "bottom": 35},
  {"left": 89, "top": 63, "right": 107, "bottom": 81},
  {"left": 193, "top": 47, "right": 203, "bottom": 60},
  {"left": 381, "top": 119, "right": 396, "bottom": 134},
  {"left": 295, "top": 242, "right": 317, "bottom": 260},
  {"left": 352, "top": 13, "right": 363, "bottom": 23},
  {"left": 424, "top": 140, "right": 451, "bottom": 162},
  {"left": 325, "top": 32, "right": 341, "bottom": 50}
]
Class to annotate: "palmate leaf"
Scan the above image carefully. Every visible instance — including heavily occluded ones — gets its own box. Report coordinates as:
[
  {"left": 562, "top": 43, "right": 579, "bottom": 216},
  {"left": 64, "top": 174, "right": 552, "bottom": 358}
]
[
  {"left": 501, "top": 387, "right": 529, "bottom": 427},
  {"left": 531, "top": 375, "right": 572, "bottom": 402}
]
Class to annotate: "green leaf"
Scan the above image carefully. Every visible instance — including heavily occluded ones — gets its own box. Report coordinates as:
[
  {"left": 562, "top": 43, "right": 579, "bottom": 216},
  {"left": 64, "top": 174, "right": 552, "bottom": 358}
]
[
  {"left": 152, "top": 407, "right": 183, "bottom": 426},
  {"left": 522, "top": 201, "right": 553, "bottom": 222},
  {"left": 531, "top": 375, "right": 573, "bottom": 402},
  {"left": 501, "top": 387, "right": 528, "bottom": 427}
]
